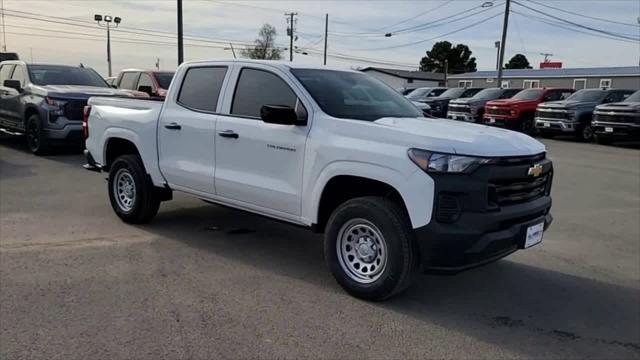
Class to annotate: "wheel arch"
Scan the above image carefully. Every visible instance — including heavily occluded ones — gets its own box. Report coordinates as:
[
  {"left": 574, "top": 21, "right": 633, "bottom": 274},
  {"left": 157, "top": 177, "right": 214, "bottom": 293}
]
[{"left": 103, "top": 137, "right": 141, "bottom": 171}]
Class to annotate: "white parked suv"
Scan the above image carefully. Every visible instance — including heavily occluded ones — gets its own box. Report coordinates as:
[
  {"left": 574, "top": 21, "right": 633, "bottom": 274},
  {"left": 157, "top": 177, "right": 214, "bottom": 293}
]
[{"left": 83, "top": 60, "right": 554, "bottom": 300}]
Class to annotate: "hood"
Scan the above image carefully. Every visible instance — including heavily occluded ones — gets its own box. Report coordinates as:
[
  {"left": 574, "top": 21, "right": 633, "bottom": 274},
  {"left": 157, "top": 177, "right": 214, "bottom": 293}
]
[
  {"left": 373, "top": 117, "right": 545, "bottom": 157},
  {"left": 539, "top": 100, "right": 599, "bottom": 110},
  {"left": 411, "top": 101, "right": 431, "bottom": 110},
  {"left": 37, "top": 85, "right": 132, "bottom": 99},
  {"left": 450, "top": 97, "right": 488, "bottom": 106},
  {"left": 595, "top": 101, "right": 640, "bottom": 112},
  {"left": 486, "top": 98, "right": 535, "bottom": 107},
  {"left": 423, "top": 95, "right": 456, "bottom": 103}
]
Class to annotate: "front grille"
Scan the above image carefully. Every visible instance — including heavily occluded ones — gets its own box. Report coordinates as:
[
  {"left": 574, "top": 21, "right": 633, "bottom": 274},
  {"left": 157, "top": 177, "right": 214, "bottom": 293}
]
[
  {"left": 594, "top": 112, "right": 640, "bottom": 124},
  {"left": 536, "top": 109, "right": 570, "bottom": 120},
  {"left": 448, "top": 105, "right": 471, "bottom": 114},
  {"left": 63, "top": 100, "right": 88, "bottom": 121},
  {"left": 489, "top": 174, "right": 550, "bottom": 206},
  {"left": 486, "top": 107, "right": 511, "bottom": 116}
]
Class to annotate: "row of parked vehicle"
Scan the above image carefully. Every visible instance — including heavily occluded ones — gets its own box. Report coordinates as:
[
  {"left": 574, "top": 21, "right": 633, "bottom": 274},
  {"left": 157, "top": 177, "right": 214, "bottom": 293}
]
[{"left": 404, "top": 86, "right": 640, "bottom": 144}]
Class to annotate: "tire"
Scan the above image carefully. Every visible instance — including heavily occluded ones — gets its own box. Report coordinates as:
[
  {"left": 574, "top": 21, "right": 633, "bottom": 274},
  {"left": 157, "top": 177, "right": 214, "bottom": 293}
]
[
  {"left": 108, "top": 154, "right": 160, "bottom": 224},
  {"left": 519, "top": 114, "right": 535, "bottom": 134},
  {"left": 594, "top": 135, "right": 613, "bottom": 145},
  {"left": 324, "top": 196, "right": 418, "bottom": 301},
  {"left": 576, "top": 122, "right": 594, "bottom": 142},
  {"left": 25, "top": 114, "right": 50, "bottom": 155}
]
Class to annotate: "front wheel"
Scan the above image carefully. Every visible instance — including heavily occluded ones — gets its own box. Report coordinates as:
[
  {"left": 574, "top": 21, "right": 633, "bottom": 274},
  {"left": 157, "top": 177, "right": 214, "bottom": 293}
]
[
  {"left": 576, "top": 123, "right": 594, "bottom": 142},
  {"left": 26, "top": 114, "right": 50, "bottom": 155},
  {"left": 324, "top": 197, "right": 418, "bottom": 301},
  {"left": 108, "top": 154, "right": 160, "bottom": 224}
]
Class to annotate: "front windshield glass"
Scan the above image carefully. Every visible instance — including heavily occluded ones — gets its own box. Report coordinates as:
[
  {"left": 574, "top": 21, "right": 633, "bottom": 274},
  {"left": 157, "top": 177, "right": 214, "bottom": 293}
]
[
  {"left": 472, "top": 88, "right": 504, "bottom": 99},
  {"left": 28, "top": 65, "right": 108, "bottom": 87},
  {"left": 154, "top": 72, "right": 174, "bottom": 89},
  {"left": 406, "top": 88, "right": 429, "bottom": 100},
  {"left": 291, "top": 69, "right": 422, "bottom": 121},
  {"left": 512, "top": 89, "right": 543, "bottom": 100},
  {"left": 437, "top": 88, "right": 466, "bottom": 98},
  {"left": 625, "top": 91, "right": 640, "bottom": 102},
  {"left": 566, "top": 89, "right": 605, "bottom": 102}
]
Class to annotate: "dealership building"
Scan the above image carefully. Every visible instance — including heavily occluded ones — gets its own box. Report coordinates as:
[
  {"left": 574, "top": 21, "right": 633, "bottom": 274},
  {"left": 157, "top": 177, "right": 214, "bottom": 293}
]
[
  {"left": 360, "top": 67, "right": 445, "bottom": 89},
  {"left": 446, "top": 66, "right": 640, "bottom": 90}
]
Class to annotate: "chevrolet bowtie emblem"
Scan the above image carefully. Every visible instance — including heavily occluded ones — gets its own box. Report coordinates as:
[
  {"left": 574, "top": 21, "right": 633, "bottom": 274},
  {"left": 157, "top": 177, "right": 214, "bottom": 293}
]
[{"left": 528, "top": 164, "right": 544, "bottom": 177}]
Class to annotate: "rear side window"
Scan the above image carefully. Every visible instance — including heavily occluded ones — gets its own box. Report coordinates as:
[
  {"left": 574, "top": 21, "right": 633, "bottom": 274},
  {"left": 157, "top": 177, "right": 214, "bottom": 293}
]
[
  {"left": 0, "top": 64, "right": 14, "bottom": 82},
  {"left": 231, "top": 68, "right": 296, "bottom": 118},
  {"left": 177, "top": 66, "right": 227, "bottom": 112},
  {"left": 119, "top": 72, "right": 139, "bottom": 90}
]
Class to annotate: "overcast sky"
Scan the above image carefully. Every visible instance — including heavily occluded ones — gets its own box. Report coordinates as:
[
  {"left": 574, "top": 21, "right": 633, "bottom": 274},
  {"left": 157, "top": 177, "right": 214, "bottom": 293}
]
[{"left": 1, "top": 0, "right": 638, "bottom": 77}]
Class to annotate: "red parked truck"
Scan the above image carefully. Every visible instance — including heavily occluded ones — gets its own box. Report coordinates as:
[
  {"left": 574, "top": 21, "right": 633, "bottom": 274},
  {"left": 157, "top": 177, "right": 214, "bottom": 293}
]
[
  {"left": 114, "top": 69, "right": 174, "bottom": 98},
  {"left": 483, "top": 88, "right": 574, "bottom": 132}
]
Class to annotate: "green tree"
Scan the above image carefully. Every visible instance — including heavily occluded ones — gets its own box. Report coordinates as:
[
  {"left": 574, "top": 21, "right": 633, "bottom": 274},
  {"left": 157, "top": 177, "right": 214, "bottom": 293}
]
[
  {"left": 241, "top": 24, "right": 282, "bottom": 60},
  {"left": 419, "top": 41, "right": 477, "bottom": 74},
  {"left": 504, "top": 54, "right": 532, "bottom": 69}
]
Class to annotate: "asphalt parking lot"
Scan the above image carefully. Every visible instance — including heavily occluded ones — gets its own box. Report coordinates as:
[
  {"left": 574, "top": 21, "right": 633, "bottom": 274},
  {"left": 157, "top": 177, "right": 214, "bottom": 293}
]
[{"left": 1, "top": 134, "right": 639, "bottom": 359}]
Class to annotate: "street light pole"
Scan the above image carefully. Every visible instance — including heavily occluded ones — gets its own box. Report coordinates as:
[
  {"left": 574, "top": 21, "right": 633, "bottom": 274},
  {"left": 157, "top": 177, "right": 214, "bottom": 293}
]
[
  {"left": 496, "top": 0, "right": 511, "bottom": 88},
  {"left": 94, "top": 14, "right": 121, "bottom": 77},
  {"left": 177, "top": 0, "right": 184, "bottom": 65},
  {"left": 323, "top": 14, "right": 328, "bottom": 65}
]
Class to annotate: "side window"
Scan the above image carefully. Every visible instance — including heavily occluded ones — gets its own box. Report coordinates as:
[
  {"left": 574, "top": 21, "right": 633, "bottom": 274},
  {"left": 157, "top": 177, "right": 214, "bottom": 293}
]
[
  {"left": 231, "top": 68, "right": 297, "bottom": 118},
  {"left": 10, "top": 65, "right": 27, "bottom": 87},
  {"left": 177, "top": 66, "right": 227, "bottom": 112},
  {"left": 544, "top": 90, "right": 564, "bottom": 101},
  {"left": 0, "top": 64, "right": 15, "bottom": 83},
  {"left": 560, "top": 91, "right": 573, "bottom": 100},
  {"left": 119, "top": 72, "right": 139, "bottom": 90},
  {"left": 604, "top": 91, "right": 628, "bottom": 103},
  {"left": 137, "top": 73, "right": 153, "bottom": 91}
]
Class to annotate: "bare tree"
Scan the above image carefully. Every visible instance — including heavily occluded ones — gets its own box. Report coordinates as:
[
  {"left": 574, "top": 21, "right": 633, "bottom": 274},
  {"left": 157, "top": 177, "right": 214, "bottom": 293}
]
[{"left": 241, "top": 24, "right": 282, "bottom": 60}]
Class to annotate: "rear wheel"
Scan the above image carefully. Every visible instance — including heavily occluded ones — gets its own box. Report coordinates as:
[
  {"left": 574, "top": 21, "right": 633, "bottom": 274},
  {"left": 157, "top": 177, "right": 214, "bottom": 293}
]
[
  {"left": 25, "top": 114, "right": 50, "bottom": 155},
  {"left": 324, "top": 197, "right": 418, "bottom": 301},
  {"left": 108, "top": 154, "right": 160, "bottom": 224},
  {"left": 520, "top": 114, "right": 535, "bottom": 134}
]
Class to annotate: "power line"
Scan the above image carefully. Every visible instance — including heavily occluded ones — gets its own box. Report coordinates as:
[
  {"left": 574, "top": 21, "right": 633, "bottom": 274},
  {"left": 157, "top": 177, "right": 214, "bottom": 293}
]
[
  {"left": 525, "top": 0, "right": 640, "bottom": 27},
  {"left": 377, "top": 0, "right": 455, "bottom": 32}
]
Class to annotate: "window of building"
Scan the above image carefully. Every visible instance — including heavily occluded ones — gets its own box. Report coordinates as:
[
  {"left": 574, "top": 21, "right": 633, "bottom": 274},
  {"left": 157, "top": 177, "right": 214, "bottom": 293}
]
[
  {"left": 458, "top": 80, "right": 473, "bottom": 88},
  {"left": 523, "top": 80, "right": 540, "bottom": 89},
  {"left": 573, "top": 79, "right": 587, "bottom": 90},
  {"left": 501, "top": 80, "right": 510, "bottom": 88},
  {"left": 231, "top": 68, "right": 297, "bottom": 118},
  {"left": 599, "top": 79, "right": 612, "bottom": 89},
  {"left": 177, "top": 66, "right": 227, "bottom": 112}
]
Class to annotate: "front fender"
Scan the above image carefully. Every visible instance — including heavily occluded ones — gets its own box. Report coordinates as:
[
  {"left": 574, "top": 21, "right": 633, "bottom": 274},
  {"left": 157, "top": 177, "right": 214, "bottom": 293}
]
[{"left": 304, "top": 160, "right": 435, "bottom": 229}]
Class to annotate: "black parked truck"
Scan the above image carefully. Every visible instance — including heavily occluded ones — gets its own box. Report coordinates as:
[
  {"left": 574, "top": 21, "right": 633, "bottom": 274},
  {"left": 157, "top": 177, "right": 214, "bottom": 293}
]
[
  {"left": 592, "top": 90, "right": 640, "bottom": 145},
  {"left": 0, "top": 61, "right": 132, "bottom": 155}
]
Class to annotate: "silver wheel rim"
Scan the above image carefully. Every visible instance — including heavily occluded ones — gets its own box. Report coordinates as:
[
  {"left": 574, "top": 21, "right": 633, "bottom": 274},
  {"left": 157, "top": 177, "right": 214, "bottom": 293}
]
[
  {"left": 336, "top": 218, "right": 388, "bottom": 284},
  {"left": 113, "top": 169, "right": 136, "bottom": 212}
]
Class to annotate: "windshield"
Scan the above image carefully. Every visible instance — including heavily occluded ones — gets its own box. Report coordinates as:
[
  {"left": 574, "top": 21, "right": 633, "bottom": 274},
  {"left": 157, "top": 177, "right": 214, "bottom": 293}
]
[
  {"left": 437, "top": 88, "right": 467, "bottom": 98},
  {"left": 154, "top": 72, "right": 174, "bottom": 89},
  {"left": 512, "top": 89, "right": 543, "bottom": 101},
  {"left": 28, "top": 65, "right": 108, "bottom": 87},
  {"left": 566, "top": 89, "right": 605, "bottom": 102},
  {"left": 292, "top": 69, "right": 422, "bottom": 121},
  {"left": 406, "top": 88, "right": 430, "bottom": 100},
  {"left": 625, "top": 90, "right": 640, "bottom": 102},
  {"left": 471, "top": 88, "right": 504, "bottom": 99}
]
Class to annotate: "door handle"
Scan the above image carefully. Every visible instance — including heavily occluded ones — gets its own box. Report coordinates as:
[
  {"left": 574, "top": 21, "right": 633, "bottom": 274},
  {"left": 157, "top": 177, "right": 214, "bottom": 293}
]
[
  {"left": 164, "top": 122, "right": 182, "bottom": 130},
  {"left": 218, "top": 130, "right": 239, "bottom": 139}
]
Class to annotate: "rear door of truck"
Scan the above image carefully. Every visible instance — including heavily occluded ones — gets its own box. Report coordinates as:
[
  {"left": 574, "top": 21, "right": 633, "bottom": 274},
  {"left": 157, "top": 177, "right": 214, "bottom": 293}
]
[{"left": 157, "top": 64, "right": 230, "bottom": 195}]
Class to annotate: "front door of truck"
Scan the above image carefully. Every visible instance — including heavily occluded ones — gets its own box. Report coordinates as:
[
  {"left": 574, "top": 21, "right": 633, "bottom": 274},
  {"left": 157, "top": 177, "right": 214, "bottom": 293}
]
[
  {"left": 158, "top": 65, "right": 229, "bottom": 194},
  {"left": 214, "top": 66, "right": 310, "bottom": 216}
]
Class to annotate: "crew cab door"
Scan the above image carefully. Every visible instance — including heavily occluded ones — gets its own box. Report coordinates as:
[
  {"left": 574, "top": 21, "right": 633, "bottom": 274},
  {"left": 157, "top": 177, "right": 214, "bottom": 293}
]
[
  {"left": 214, "top": 65, "right": 310, "bottom": 216},
  {"left": 158, "top": 65, "right": 229, "bottom": 194},
  {"left": 0, "top": 64, "right": 24, "bottom": 129}
]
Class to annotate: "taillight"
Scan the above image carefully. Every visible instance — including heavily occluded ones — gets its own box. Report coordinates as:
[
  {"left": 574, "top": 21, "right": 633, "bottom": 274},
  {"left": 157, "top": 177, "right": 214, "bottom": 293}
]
[{"left": 82, "top": 105, "right": 91, "bottom": 138}]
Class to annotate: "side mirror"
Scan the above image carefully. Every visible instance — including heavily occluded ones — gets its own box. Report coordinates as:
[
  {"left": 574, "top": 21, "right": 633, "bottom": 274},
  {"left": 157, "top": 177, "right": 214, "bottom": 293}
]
[
  {"left": 3, "top": 79, "right": 22, "bottom": 93},
  {"left": 137, "top": 85, "right": 153, "bottom": 96},
  {"left": 260, "top": 105, "right": 299, "bottom": 125}
]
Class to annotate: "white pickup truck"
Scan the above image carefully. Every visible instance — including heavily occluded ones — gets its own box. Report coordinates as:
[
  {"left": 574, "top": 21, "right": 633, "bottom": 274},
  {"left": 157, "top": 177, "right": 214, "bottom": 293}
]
[{"left": 84, "top": 60, "right": 553, "bottom": 300}]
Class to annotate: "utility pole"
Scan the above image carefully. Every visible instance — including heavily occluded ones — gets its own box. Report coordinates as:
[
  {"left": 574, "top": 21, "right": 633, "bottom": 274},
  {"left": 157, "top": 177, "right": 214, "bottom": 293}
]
[
  {"left": 0, "top": 0, "right": 6, "bottom": 52},
  {"left": 323, "top": 14, "right": 328, "bottom": 65},
  {"left": 177, "top": 0, "right": 184, "bottom": 65},
  {"left": 285, "top": 12, "right": 297, "bottom": 62},
  {"left": 229, "top": 43, "right": 237, "bottom": 59},
  {"left": 94, "top": 14, "right": 121, "bottom": 77},
  {"left": 444, "top": 59, "right": 448, "bottom": 87},
  {"left": 155, "top": 58, "right": 160, "bottom": 70},
  {"left": 540, "top": 52, "right": 553, "bottom": 63},
  {"left": 496, "top": 0, "right": 511, "bottom": 88},
  {"left": 494, "top": 41, "right": 501, "bottom": 71}
]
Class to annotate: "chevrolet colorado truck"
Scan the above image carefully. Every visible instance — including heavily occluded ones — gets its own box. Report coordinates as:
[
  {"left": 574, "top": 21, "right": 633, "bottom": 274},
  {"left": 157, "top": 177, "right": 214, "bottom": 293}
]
[
  {"left": 592, "top": 90, "right": 640, "bottom": 144},
  {"left": 0, "top": 61, "right": 131, "bottom": 154},
  {"left": 447, "top": 87, "right": 522, "bottom": 123},
  {"left": 84, "top": 60, "right": 554, "bottom": 300},
  {"left": 535, "top": 88, "right": 634, "bottom": 141},
  {"left": 484, "top": 88, "right": 574, "bottom": 133},
  {"left": 421, "top": 87, "right": 483, "bottom": 117}
]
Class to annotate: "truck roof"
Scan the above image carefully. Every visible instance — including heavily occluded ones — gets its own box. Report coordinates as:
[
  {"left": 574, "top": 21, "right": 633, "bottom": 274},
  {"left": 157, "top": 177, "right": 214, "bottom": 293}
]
[{"left": 181, "top": 59, "right": 361, "bottom": 73}]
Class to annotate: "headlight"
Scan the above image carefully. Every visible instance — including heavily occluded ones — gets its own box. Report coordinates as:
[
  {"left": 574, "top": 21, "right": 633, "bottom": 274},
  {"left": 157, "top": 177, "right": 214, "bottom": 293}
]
[
  {"left": 408, "top": 149, "right": 491, "bottom": 173},
  {"left": 46, "top": 97, "right": 66, "bottom": 116}
]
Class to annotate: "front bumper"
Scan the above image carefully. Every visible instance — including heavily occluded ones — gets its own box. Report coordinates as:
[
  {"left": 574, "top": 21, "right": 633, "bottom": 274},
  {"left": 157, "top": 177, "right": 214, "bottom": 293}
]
[
  {"left": 535, "top": 118, "right": 579, "bottom": 133},
  {"left": 483, "top": 114, "right": 519, "bottom": 129},
  {"left": 592, "top": 122, "right": 640, "bottom": 140},
  {"left": 44, "top": 122, "right": 83, "bottom": 142},
  {"left": 447, "top": 111, "right": 478, "bottom": 122}
]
